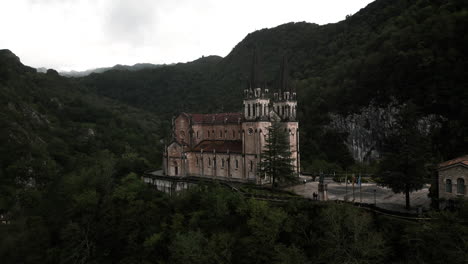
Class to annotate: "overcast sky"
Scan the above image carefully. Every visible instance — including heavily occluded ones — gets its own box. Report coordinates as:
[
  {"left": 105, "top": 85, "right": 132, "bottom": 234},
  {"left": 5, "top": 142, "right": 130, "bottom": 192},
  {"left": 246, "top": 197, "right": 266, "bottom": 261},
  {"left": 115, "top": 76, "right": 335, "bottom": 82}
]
[{"left": 0, "top": 0, "right": 374, "bottom": 71}]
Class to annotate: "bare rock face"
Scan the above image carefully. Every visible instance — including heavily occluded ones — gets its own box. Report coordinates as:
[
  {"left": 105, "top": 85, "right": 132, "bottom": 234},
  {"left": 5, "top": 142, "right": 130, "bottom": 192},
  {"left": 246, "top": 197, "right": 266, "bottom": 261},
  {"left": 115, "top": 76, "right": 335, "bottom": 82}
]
[
  {"left": 330, "top": 102, "right": 443, "bottom": 163},
  {"left": 330, "top": 102, "right": 398, "bottom": 163}
]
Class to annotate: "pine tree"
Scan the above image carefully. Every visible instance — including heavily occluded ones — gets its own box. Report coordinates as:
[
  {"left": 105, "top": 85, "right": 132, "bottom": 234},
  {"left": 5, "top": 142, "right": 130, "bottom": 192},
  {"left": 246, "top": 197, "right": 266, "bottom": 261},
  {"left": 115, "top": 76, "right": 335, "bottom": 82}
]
[
  {"left": 378, "top": 102, "right": 430, "bottom": 209},
  {"left": 258, "top": 122, "right": 296, "bottom": 187}
]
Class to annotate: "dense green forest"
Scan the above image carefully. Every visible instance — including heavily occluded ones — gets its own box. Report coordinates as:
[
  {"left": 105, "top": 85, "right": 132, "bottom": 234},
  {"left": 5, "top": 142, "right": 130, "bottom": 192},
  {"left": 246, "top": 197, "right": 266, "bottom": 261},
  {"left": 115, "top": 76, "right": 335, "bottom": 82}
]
[
  {"left": 1, "top": 0, "right": 468, "bottom": 263},
  {"left": 0, "top": 49, "right": 163, "bottom": 211},
  {"left": 80, "top": 0, "right": 468, "bottom": 171},
  {"left": 2, "top": 178, "right": 467, "bottom": 263}
]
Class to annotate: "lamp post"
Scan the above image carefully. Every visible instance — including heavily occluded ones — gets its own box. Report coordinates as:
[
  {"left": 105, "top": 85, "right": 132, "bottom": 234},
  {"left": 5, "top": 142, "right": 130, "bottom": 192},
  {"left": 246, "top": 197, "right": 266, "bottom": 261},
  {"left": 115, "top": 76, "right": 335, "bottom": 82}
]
[{"left": 345, "top": 171, "right": 348, "bottom": 201}]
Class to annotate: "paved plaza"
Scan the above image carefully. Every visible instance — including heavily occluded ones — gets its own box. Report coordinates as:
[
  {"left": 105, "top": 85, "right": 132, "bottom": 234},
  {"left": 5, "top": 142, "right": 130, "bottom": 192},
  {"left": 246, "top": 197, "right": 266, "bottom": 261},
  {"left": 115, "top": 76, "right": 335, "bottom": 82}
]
[{"left": 286, "top": 177, "right": 432, "bottom": 213}]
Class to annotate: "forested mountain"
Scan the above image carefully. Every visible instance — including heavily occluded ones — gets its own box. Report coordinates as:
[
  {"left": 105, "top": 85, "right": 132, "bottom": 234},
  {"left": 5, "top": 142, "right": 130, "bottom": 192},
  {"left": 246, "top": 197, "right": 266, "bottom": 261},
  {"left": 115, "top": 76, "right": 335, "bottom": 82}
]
[
  {"left": 0, "top": 49, "right": 165, "bottom": 209},
  {"left": 2, "top": 0, "right": 466, "bottom": 204},
  {"left": 1, "top": 0, "right": 468, "bottom": 263},
  {"left": 79, "top": 0, "right": 468, "bottom": 171},
  {"left": 59, "top": 62, "right": 166, "bottom": 77}
]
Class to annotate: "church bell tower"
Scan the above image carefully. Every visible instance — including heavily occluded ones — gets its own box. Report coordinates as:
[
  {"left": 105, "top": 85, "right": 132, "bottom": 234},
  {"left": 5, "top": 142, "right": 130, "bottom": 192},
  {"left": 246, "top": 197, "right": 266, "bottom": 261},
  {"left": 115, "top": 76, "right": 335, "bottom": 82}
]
[
  {"left": 243, "top": 47, "right": 270, "bottom": 121},
  {"left": 272, "top": 56, "right": 297, "bottom": 121}
]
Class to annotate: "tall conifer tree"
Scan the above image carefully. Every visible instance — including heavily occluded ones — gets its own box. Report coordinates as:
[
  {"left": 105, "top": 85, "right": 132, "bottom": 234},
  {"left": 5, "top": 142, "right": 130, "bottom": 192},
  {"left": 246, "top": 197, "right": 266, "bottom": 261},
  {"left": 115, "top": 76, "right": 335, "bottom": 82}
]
[
  {"left": 258, "top": 122, "right": 296, "bottom": 187},
  {"left": 378, "top": 102, "right": 430, "bottom": 209}
]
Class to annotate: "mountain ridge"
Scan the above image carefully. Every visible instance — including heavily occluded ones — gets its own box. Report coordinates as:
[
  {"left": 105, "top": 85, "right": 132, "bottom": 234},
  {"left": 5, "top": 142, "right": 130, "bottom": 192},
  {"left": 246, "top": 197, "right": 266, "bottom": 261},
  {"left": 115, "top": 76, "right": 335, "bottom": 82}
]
[
  {"left": 76, "top": 0, "right": 468, "bottom": 168},
  {"left": 2, "top": 0, "right": 467, "bottom": 171}
]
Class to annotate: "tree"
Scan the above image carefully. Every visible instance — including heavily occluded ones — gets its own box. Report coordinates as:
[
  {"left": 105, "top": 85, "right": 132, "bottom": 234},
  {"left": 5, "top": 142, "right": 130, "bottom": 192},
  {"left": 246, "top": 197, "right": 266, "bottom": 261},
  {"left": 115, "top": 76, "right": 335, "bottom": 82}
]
[
  {"left": 378, "top": 102, "right": 430, "bottom": 209},
  {"left": 317, "top": 204, "right": 387, "bottom": 263},
  {"left": 258, "top": 122, "right": 296, "bottom": 187},
  {"left": 402, "top": 201, "right": 468, "bottom": 263}
]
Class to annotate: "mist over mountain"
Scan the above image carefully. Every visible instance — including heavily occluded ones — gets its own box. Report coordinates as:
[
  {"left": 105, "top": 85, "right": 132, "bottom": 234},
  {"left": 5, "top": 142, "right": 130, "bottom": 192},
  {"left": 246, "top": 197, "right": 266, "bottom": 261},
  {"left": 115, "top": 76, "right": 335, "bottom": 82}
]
[
  {"left": 78, "top": 0, "right": 468, "bottom": 170},
  {"left": 58, "top": 62, "right": 168, "bottom": 77},
  {"left": 1, "top": 0, "right": 468, "bottom": 263},
  {"left": 2, "top": 0, "right": 467, "bottom": 172}
]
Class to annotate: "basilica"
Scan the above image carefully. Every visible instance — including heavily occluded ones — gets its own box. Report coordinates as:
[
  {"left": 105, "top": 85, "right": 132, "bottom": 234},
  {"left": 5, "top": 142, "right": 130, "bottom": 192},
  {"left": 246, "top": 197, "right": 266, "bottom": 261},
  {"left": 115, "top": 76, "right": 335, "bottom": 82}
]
[{"left": 163, "top": 53, "right": 300, "bottom": 184}]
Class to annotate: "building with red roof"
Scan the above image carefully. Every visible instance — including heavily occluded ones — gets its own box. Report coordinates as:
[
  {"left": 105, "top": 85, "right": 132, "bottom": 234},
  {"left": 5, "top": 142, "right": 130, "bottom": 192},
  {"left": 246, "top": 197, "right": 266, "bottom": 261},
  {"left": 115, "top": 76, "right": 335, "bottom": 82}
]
[
  {"left": 162, "top": 53, "right": 300, "bottom": 184},
  {"left": 438, "top": 155, "right": 467, "bottom": 208}
]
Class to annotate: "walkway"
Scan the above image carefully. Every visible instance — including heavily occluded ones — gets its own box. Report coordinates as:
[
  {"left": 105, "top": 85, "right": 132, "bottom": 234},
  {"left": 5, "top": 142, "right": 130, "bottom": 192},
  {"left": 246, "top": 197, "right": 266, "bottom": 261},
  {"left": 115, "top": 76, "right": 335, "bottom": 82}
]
[{"left": 286, "top": 177, "right": 432, "bottom": 214}]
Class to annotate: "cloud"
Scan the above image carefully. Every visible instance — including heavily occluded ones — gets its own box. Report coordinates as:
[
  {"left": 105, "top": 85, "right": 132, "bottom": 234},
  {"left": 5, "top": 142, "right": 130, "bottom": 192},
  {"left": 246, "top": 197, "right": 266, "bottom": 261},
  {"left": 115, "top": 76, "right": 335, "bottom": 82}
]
[
  {"left": 0, "top": 0, "right": 374, "bottom": 71},
  {"left": 103, "top": 0, "right": 158, "bottom": 46}
]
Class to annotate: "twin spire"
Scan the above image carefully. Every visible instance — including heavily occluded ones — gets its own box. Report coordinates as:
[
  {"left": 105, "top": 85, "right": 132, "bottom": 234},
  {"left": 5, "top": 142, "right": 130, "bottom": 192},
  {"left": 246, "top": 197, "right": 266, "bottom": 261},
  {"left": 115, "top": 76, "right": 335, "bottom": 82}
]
[
  {"left": 246, "top": 47, "right": 296, "bottom": 99},
  {"left": 243, "top": 48, "right": 297, "bottom": 121}
]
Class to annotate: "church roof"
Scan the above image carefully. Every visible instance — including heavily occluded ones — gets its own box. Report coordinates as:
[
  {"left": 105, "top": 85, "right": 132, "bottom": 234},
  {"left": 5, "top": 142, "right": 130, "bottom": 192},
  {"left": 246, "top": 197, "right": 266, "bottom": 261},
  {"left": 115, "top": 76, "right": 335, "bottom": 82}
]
[
  {"left": 191, "top": 140, "right": 242, "bottom": 153},
  {"left": 438, "top": 155, "right": 468, "bottom": 169},
  {"left": 183, "top": 112, "right": 243, "bottom": 124}
]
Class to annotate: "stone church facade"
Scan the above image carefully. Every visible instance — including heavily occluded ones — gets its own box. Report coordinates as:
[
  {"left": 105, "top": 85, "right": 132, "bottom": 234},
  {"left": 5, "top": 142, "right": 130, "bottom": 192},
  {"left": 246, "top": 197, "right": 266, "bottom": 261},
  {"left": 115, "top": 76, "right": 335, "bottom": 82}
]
[{"left": 163, "top": 54, "right": 300, "bottom": 184}]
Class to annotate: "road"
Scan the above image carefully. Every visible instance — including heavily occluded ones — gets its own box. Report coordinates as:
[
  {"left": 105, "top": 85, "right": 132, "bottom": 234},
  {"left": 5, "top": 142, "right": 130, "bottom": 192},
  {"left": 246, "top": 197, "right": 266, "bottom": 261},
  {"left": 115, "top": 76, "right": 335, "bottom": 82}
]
[{"left": 286, "top": 178, "right": 432, "bottom": 213}]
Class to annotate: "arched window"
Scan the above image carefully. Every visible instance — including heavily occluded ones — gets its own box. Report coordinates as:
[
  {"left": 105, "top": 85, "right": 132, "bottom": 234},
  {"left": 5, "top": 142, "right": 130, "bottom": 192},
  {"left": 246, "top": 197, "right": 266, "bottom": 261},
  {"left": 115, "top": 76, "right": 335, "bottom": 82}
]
[
  {"left": 219, "top": 130, "right": 222, "bottom": 138},
  {"left": 248, "top": 104, "right": 251, "bottom": 116},
  {"left": 457, "top": 178, "right": 465, "bottom": 195},
  {"left": 235, "top": 159, "right": 238, "bottom": 169},
  {"left": 213, "top": 158, "right": 216, "bottom": 168},
  {"left": 446, "top": 179, "right": 452, "bottom": 193},
  {"left": 196, "top": 157, "right": 199, "bottom": 166},
  {"left": 196, "top": 131, "right": 199, "bottom": 139},
  {"left": 250, "top": 160, "right": 253, "bottom": 172},
  {"left": 208, "top": 158, "right": 211, "bottom": 167},
  {"left": 221, "top": 159, "right": 225, "bottom": 168},
  {"left": 208, "top": 130, "right": 210, "bottom": 137}
]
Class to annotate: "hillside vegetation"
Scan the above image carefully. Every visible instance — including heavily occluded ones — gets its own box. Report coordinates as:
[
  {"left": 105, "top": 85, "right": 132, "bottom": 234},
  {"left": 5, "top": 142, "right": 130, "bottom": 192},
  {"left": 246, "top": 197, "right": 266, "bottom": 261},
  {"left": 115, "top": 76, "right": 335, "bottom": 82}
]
[
  {"left": 0, "top": 49, "right": 165, "bottom": 210},
  {"left": 80, "top": 0, "right": 468, "bottom": 171},
  {"left": 1, "top": 0, "right": 468, "bottom": 262}
]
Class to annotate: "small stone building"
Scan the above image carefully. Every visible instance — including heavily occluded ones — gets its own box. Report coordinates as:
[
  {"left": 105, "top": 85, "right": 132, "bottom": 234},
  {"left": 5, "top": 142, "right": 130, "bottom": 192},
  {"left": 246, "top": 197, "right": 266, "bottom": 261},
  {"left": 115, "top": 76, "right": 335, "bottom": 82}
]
[
  {"left": 162, "top": 54, "right": 300, "bottom": 185},
  {"left": 438, "top": 155, "right": 468, "bottom": 208}
]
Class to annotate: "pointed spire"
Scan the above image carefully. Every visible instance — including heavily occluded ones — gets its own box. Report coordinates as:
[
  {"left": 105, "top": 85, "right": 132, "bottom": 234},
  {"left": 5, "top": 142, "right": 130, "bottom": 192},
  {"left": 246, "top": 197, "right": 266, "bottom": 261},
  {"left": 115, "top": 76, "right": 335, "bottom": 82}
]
[
  {"left": 290, "top": 79, "right": 296, "bottom": 94},
  {"left": 278, "top": 55, "right": 289, "bottom": 93},
  {"left": 250, "top": 46, "right": 263, "bottom": 89}
]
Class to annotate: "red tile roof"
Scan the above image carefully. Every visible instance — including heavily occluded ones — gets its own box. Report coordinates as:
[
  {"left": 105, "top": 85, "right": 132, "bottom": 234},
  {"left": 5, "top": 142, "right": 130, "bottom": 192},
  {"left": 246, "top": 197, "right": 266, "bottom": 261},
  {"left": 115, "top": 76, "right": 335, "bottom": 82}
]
[
  {"left": 191, "top": 140, "right": 242, "bottom": 153},
  {"left": 183, "top": 112, "right": 243, "bottom": 124},
  {"left": 438, "top": 155, "right": 468, "bottom": 169}
]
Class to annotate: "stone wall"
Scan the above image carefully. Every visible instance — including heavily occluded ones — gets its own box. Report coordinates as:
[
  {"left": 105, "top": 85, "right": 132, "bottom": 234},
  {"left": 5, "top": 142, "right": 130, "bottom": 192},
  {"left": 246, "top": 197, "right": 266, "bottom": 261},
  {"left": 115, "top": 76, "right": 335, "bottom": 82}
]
[
  {"left": 242, "top": 121, "right": 271, "bottom": 155},
  {"left": 284, "top": 121, "right": 300, "bottom": 173},
  {"left": 186, "top": 152, "right": 245, "bottom": 180},
  {"left": 174, "top": 115, "right": 191, "bottom": 145},
  {"left": 438, "top": 165, "right": 467, "bottom": 208},
  {"left": 165, "top": 142, "right": 185, "bottom": 176},
  {"left": 142, "top": 176, "right": 194, "bottom": 195},
  {"left": 191, "top": 124, "right": 242, "bottom": 146}
]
